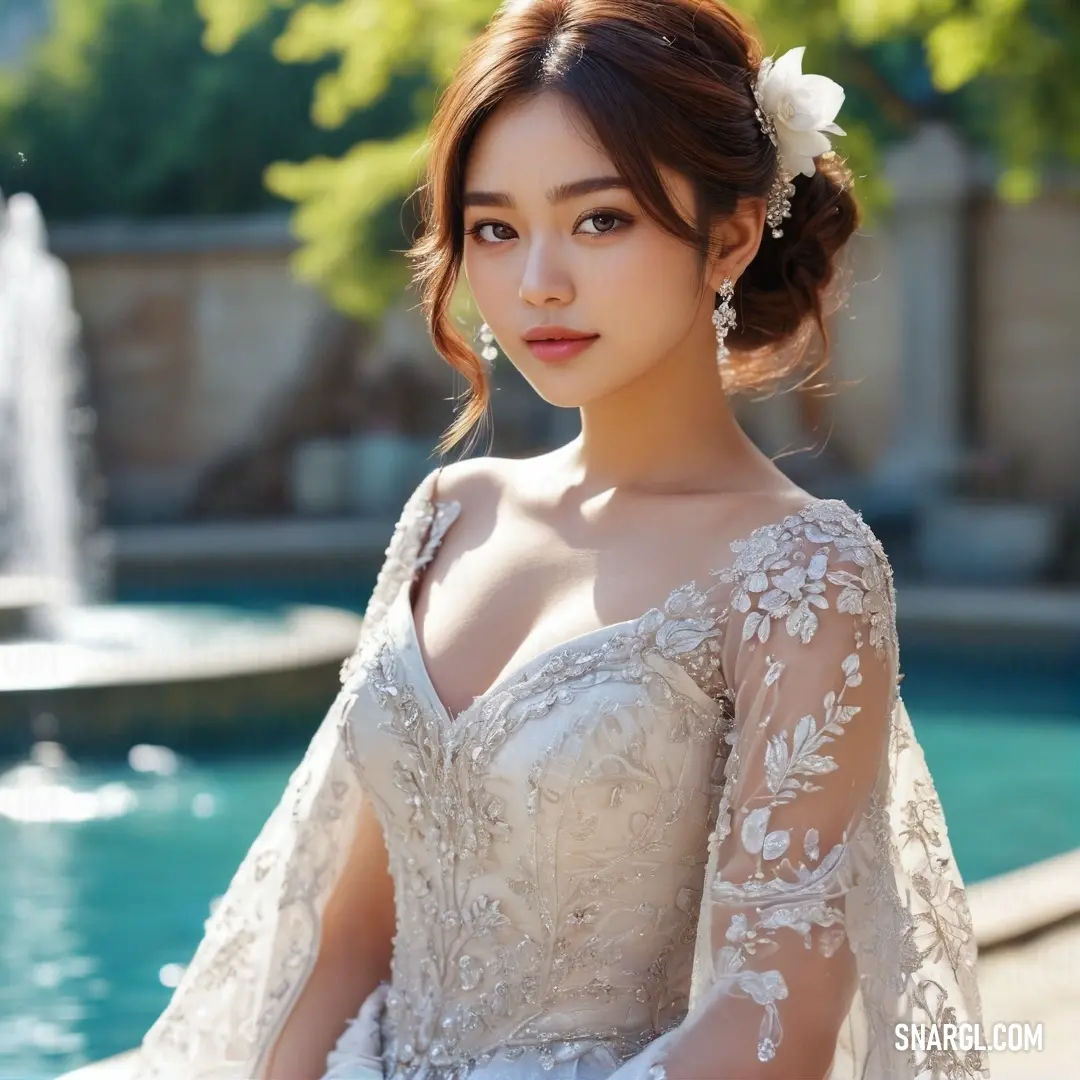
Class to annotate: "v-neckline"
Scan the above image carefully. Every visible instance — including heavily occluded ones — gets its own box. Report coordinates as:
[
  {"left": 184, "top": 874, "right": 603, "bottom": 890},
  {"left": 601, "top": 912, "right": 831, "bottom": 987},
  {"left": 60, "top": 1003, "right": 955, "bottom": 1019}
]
[
  {"left": 394, "top": 575, "right": 644, "bottom": 729},
  {"left": 395, "top": 491, "right": 831, "bottom": 729}
]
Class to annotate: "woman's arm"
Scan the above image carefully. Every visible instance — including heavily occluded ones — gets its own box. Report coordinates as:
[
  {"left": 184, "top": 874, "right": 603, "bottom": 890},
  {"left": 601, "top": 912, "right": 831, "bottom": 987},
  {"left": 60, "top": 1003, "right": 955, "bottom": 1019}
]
[
  {"left": 597, "top": 508, "right": 903, "bottom": 1080},
  {"left": 261, "top": 469, "right": 450, "bottom": 1080},
  {"left": 261, "top": 788, "right": 396, "bottom": 1080},
  {"left": 132, "top": 470, "right": 443, "bottom": 1080}
]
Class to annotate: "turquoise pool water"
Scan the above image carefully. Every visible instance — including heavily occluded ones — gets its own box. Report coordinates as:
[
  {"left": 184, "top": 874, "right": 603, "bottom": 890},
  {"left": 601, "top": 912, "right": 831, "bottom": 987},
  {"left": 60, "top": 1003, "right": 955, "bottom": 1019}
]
[{"left": 0, "top": 620, "right": 1076, "bottom": 1078}]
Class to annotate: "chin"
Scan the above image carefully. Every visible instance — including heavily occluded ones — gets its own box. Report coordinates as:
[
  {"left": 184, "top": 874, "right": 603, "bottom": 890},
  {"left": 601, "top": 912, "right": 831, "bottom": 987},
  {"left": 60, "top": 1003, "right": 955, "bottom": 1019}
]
[
  {"left": 508, "top": 346, "right": 631, "bottom": 409},
  {"left": 515, "top": 366, "right": 616, "bottom": 410}
]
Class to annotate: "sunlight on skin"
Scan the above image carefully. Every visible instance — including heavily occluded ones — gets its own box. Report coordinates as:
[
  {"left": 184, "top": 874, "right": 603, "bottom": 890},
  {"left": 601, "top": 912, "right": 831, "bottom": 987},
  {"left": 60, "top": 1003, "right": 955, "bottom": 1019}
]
[{"left": 460, "top": 91, "right": 781, "bottom": 498}]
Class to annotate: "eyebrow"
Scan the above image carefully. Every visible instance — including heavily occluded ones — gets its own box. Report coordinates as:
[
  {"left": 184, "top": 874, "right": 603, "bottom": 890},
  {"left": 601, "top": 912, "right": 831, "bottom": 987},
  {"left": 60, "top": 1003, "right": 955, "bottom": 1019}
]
[{"left": 463, "top": 175, "right": 630, "bottom": 209}]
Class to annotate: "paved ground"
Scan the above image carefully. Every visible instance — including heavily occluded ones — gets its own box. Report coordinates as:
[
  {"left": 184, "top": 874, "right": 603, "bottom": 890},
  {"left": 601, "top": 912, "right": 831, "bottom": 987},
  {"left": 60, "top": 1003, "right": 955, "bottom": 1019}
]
[{"left": 975, "top": 915, "right": 1080, "bottom": 1079}]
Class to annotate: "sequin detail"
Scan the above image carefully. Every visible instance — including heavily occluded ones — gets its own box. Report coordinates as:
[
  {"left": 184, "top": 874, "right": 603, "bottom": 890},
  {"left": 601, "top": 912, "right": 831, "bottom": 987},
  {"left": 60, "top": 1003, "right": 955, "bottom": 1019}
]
[{"left": 131, "top": 476, "right": 986, "bottom": 1080}]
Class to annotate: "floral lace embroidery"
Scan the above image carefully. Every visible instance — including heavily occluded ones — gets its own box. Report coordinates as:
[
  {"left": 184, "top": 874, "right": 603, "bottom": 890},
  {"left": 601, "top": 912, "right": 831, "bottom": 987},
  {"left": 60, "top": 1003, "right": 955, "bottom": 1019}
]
[
  {"left": 679, "top": 500, "right": 986, "bottom": 1078},
  {"left": 357, "top": 578, "right": 735, "bottom": 1076},
  {"left": 339, "top": 493, "right": 459, "bottom": 690},
  {"left": 132, "top": 484, "right": 986, "bottom": 1080},
  {"left": 132, "top": 475, "right": 445, "bottom": 1080}
]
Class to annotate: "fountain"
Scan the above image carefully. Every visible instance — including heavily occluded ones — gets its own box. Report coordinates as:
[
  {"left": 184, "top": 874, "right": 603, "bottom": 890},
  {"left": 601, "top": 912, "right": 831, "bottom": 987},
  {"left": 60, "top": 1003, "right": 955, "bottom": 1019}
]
[{"left": 0, "top": 190, "right": 363, "bottom": 760}]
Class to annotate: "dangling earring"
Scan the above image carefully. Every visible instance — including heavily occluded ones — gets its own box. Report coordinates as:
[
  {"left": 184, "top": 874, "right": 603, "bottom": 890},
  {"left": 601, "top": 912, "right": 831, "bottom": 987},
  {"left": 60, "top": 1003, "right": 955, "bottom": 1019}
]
[
  {"left": 711, "top": 278, "right": 736, "bottom": 369},
  {"left": 477, "top": 322, "right": 498, "bottom": 365}
]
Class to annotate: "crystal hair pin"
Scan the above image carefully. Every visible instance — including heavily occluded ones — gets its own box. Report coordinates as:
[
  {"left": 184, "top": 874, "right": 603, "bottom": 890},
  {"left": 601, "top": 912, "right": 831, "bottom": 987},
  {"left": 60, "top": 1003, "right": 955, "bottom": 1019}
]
[{"left": 751, "top": 47, "right": 846, "bottom": 238}]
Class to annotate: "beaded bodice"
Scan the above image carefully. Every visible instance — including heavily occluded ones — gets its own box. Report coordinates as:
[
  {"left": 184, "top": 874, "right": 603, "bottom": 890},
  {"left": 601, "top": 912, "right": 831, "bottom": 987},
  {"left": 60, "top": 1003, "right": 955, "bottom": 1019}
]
[
  {"left": 132, "top": 469, "right": 986, "bottom": 1080},
  {"left": 341, "top": 495, "right": 739, "bottom": 1074}
]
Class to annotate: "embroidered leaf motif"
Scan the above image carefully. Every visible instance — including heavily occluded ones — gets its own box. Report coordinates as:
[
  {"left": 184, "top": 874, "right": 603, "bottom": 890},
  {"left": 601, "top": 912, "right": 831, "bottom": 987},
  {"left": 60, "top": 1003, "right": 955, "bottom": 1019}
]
[
  {"left": 786, "top": 606, "right": 818, "bottom": 643},
  {"left": 741, "top": 806, "right": 772, "bottom": 854},
  {"left": 791, "top": 714, "right": 817, "bottom": 758},
  {"left": 761, "top": 829, "right": 790, "bottom": 861},
  {"left": 761, "top": 588, "right": 791, "bottom": 613},
  {"left": 764, "top": 735, "right": 789, "bottom": 794},
  {"left": 764, "top": 658, "right": 785, "bottom": 686},
  {"left": 747, "top": 570, "right": 770, "bottom": 593},
  {"left": 795, "top": 754, "right": 839, "bottom": 777}
]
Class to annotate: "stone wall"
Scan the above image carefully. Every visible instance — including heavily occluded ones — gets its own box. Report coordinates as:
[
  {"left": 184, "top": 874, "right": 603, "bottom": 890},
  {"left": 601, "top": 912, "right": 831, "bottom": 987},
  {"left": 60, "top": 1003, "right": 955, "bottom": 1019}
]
[
  {"left": 47, "top": 175, "right": 1080, "bottom": 524},
  {"left": 736, "top": 227, "right": 901, "bottom": 476},
  {"left": 975, "top": 196, "right": 1080, "bottom": 504},
  {"left": 54, "top": 217, "right": 333, "bottom": 521}
]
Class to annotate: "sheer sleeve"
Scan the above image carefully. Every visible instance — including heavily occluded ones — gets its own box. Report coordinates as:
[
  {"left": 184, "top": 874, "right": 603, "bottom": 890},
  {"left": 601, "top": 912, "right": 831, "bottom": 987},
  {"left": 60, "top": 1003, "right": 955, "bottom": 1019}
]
[
  {"left": 603, "top": 502, "right": 987, "bottom": 1080},
  {"left": 131, "top": 467, "right": 446, "bottom": 1080}
]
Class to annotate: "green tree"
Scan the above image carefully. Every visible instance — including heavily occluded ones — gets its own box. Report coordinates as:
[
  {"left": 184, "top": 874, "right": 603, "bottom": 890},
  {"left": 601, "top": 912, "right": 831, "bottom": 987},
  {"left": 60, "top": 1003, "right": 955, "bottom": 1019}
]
[
  {"left": 192, "top": 0, "right": 498, "bottom": 318},
  {"left": 0, "top": 0, "right": 422, "bottom": 220},
  {"left": 192, "top": 0, "right": 1077, "bottom": 322},
  {"left": 8, "top": 0, "right": 1077, "bottom": 321}
]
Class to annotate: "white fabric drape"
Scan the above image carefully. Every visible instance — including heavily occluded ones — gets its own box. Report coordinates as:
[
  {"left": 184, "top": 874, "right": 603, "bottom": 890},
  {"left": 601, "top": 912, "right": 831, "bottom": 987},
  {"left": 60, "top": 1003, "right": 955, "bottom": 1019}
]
[{"left": 131, "top": 470, "right": 987, "bottom": 1080}]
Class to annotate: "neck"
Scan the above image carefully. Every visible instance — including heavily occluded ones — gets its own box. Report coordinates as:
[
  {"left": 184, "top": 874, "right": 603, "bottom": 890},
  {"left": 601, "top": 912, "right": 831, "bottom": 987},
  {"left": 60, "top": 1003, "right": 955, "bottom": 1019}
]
[{"left": 558, "top": 324, "right": 769, "bottom": 497}]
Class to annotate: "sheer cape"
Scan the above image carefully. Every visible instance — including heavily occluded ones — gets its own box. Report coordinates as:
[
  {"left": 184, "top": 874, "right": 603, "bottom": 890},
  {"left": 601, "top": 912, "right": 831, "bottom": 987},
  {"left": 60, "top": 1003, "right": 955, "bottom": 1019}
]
[{"left": 132, "top": 469, "right": 987, "bottom": 1080}]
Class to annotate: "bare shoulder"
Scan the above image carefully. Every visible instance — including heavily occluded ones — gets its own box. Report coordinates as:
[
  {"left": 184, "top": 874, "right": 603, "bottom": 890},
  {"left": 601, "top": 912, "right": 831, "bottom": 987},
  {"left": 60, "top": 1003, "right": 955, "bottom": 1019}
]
[
  {"left": 726, "top": 483, "right": 877, "bottom": 539},
  {"left": 427, "top": 458, "right": 885, "bottom": 566},
  {"left": 427, "top": 455, "right": 517, "bottom": 516},
  {"left": 696, "top": 484, "right": 825, "bottom": 549}
]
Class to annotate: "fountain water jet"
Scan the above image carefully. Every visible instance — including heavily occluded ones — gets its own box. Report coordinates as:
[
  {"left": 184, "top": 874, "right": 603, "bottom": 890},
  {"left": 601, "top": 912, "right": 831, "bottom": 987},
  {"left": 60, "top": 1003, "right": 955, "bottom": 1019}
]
[{"left": 0, "top": 190, "right": 362, "bottom": 759}]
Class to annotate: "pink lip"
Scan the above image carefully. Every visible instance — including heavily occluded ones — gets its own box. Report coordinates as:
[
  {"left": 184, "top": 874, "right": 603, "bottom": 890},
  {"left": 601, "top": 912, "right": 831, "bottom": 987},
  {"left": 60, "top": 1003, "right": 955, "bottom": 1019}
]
[{"left": 524, "top": 335, "right": 599, "bottom": 363}]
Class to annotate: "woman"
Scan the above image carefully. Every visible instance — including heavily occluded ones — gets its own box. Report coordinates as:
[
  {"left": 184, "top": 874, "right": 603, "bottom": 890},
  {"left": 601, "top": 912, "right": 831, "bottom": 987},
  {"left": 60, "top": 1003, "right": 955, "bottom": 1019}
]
[{"left": 133, "top": 1, "right": 987, "bottom": 1077}]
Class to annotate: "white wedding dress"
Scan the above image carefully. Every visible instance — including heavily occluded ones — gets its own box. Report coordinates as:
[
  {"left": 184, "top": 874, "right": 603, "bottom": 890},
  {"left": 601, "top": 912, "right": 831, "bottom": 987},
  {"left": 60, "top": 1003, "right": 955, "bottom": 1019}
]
[{"left": 131, "top": 467, "right": 987, "bottom": 1080}]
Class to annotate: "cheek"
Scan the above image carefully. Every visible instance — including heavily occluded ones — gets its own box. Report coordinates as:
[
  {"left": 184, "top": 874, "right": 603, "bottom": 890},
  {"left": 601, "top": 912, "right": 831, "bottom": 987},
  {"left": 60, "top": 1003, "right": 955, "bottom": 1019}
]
[
  {"left": 599, "top": 237, "right": 702, "bottom": 344},
  {"left": 465, "top": 231, "right": 701, "bottom": 344},
  {"left": 460, "top": 246, "right": 501, "bottom": 308},
  {"left": 463, "top": 247, "right": 520, "bottom": 335}
]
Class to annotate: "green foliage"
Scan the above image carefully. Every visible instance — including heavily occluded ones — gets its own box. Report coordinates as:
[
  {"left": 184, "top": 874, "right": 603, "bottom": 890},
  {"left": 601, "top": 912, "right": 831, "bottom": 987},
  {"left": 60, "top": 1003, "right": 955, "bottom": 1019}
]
[
  {"left": 0, "top": 0, "right": 421, "bottom": 218},
  {"left": 266, "top": 126, "right": 430, "bottom": 318},
  {"left": 192, "top": 0, "right": 1075, "bottom": 321},
  {"left": 195, "top": 0, "right": 497, "bottom": 316},
  {"left": 4, "top": 0, "right": 1075, "bottom": 320},
  {"left": 858, "top": 0, "right": 1080, "bottom": 202}
]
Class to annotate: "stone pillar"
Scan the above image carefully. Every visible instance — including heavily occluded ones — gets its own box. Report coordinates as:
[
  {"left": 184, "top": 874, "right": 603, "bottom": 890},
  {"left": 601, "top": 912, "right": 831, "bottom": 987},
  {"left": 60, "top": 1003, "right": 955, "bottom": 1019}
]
[{"left": 871, "top": 123, "right": 973, "bottom": 513}]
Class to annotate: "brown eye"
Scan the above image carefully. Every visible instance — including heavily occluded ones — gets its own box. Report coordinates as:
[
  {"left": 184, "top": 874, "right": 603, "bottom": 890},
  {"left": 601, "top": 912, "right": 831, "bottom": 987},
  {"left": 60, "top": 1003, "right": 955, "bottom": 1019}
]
[
  {"left": 576, "top": 212, "right": 629, "bottom": 236},
  {"left": 468, "top": 222, "right": 516, "bottom": 244}
]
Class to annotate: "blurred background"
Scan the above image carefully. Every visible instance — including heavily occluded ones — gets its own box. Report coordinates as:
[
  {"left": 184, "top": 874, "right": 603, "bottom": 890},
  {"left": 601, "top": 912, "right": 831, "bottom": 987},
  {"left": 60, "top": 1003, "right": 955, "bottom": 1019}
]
[{"left": 0, "top": 1, "right": 1077, "bottom": 1078}]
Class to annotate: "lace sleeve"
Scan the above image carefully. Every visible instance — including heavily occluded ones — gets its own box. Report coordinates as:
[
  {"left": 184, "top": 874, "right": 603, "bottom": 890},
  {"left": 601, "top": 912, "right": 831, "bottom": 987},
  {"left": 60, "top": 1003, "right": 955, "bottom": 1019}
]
[
  {"left": 130, "top": 467, "right": 445, "bottom": 1080},
  {"left": 602, "top": 504, "right": 987, "bottom": 1080}
]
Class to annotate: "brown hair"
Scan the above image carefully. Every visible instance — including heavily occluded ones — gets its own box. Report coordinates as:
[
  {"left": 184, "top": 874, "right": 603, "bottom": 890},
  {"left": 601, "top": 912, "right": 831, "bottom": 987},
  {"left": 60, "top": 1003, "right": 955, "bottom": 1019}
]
[{"left": 407, "top": 0, "right": 859, "bottom": 456}]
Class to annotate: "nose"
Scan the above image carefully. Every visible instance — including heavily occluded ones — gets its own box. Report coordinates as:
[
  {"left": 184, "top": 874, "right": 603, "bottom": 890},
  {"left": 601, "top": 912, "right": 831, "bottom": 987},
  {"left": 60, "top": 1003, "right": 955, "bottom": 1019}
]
[{"left": 518, "top": 237, "right": 574, "bottom": 308}]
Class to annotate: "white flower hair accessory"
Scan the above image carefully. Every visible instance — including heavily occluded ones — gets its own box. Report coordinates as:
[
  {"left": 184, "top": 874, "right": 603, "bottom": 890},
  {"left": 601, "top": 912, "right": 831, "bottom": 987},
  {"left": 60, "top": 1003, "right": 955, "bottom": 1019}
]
[{"left": 751, "top": 46, "right": 846, "bottom": 238}]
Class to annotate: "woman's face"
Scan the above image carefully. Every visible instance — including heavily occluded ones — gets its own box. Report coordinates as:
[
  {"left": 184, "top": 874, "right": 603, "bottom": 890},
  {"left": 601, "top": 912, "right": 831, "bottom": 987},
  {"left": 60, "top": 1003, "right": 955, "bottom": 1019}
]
[{"left": 462, "top": 91, "right": 718, "bottom": 409}]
